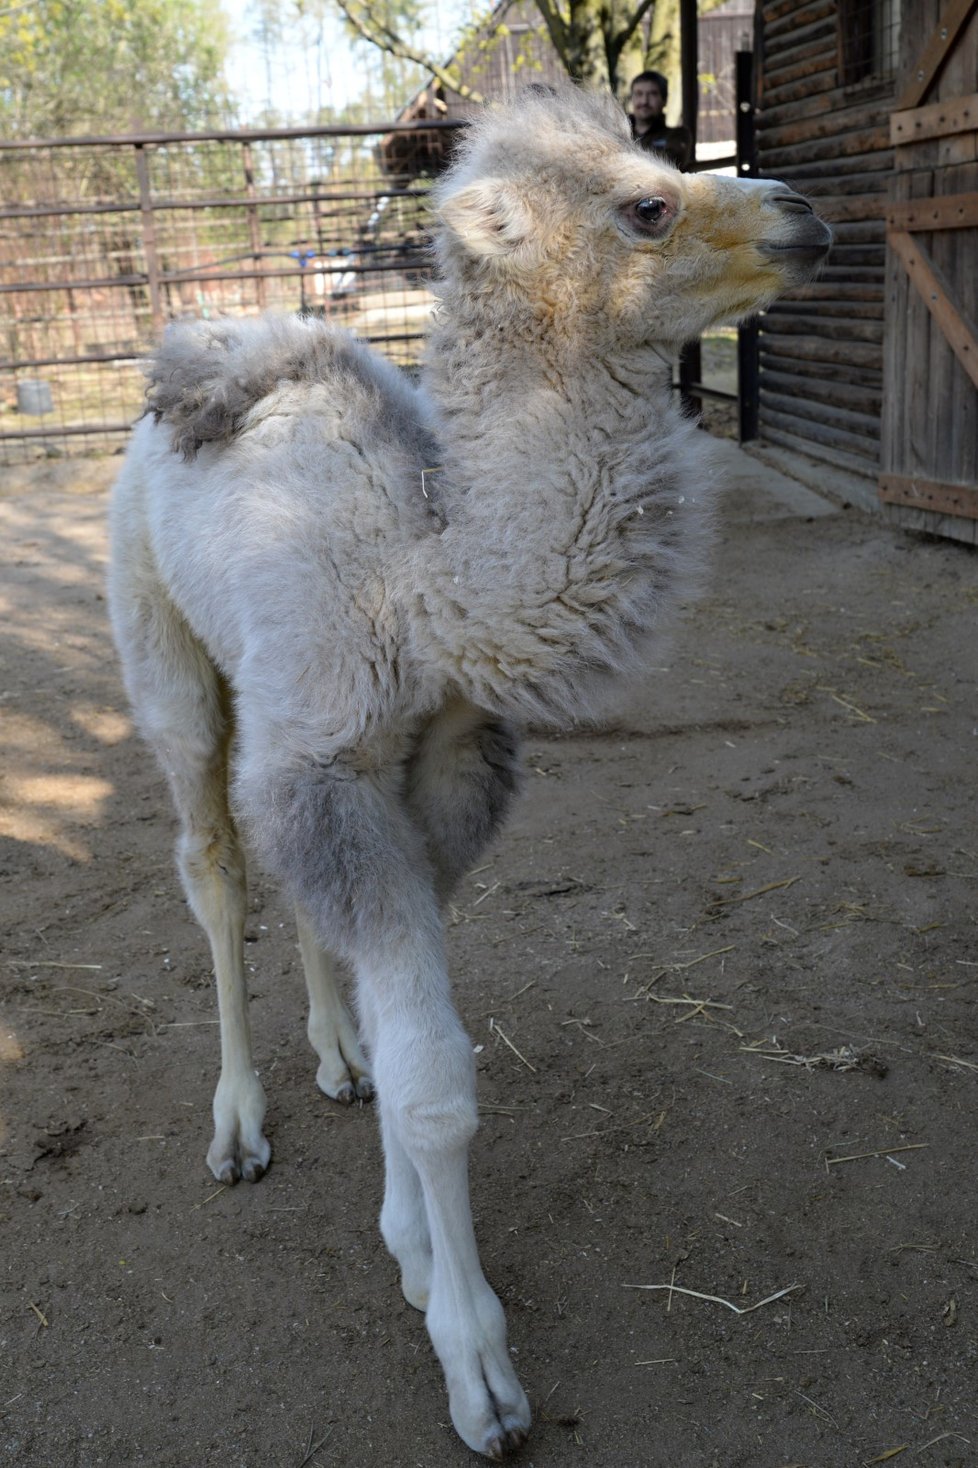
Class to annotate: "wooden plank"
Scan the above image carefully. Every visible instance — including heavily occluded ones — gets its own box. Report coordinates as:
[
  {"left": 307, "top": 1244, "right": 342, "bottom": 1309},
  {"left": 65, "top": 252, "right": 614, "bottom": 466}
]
[
  {"left": 762, "top": 0, "right": 826, "bottom": 23},
  {"left": 761, "top": 98, "right": 894, "bottom": 149},
  {"left": 790, "top": 282, "right": 886, "bottom": 304},
  {"left": 943, "top": 163, "right": 978, "bottom": 488},
  {"left": 763, "top": 28, "right": 836, "bottom": 76},
  {"left": 903, "top": 173, "right": 937, "bottom": 483},
  {"left": 822, "top": 227, "right": 888, "bottom": 248},
  {"left": 896, "top": 0, "right": 978, "bottom": 109},
  {"left": 888, "top": 227, "right": 978, "bottom": 389},
  {"left": 767, "top": 0, "right": 834, "bottom": 40},
  {"left": 760, "top": 366, "right": 883, "bottom": 415},
  {"left": 759, "top": 399, "right": 881, "bottom": 455},
  {"left": 761, "top": 124, "right": 891, "bottom": 169},
  {"left": 927, "top": 186, "right": 961, "bottom": 480},
  {"left": 817, "top": 263, "right": 887, "bottom": 282},
  {"left": 761, "top": 353, "right": 882, "bottom": 386},
  {"left": 882, "top": 500, "right": 978, "bottom": 543},
  {"left": 763, "top": 15, "right": 836, "bottom": 63},
  {"left": 891, "top": 91, "right": 978, "bottom": 144},
  {"left": 762, "top": 421, "right": 882, "bottom": 478},
  {"left": 796, "top": 195, "right": 888, "bottom": 223},
  {"left": 880, "top": 170, "right": 912, "bottom": 484},
  {"left": 762, "top": 310, "right": 884, "bottom": 342},
  {"left": 775, "top": 157, "right": 892, "bottom": 187},
  {"left": 760, "top": 387, "right": 880, "bottom": 437},
  {"left": 759, "top": 79, "right": 893, "bottom": 128},
  {"left": 879, "top": 473, "right": 978, "bottom": 515},
  {"left": 887, "top": 190, "right": 978, "bottom": 227},
  {"left": 758, "top": 334, "right": 881, "bottom": 368},
  {"left": 763, "top": 296, "right": 881, "bottom": 322},
  {"left": 822, "top": 237, "right": 888, "bottom": 260},
  {"left": 765, "top": 70, "right": 843, "bottom": 110}
]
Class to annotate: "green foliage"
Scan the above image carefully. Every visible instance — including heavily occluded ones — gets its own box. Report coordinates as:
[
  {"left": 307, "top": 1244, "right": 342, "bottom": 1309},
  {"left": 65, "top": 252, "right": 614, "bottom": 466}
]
[{"left": 0, "top": 0, "right": 234, "bottom": 139}]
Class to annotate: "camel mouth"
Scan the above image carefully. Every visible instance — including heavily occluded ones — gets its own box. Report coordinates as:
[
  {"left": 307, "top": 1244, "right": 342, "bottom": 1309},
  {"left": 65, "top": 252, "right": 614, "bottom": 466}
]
[
  {"left": 760, "top": 218, "right": 833, "bottom": 262},
  {"left": 761, "top": 240, "right": 832, "bottom": 257}
]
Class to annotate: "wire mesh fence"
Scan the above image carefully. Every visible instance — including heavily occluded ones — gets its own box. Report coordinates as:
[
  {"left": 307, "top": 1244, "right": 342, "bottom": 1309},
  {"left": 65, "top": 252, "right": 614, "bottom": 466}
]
[{"left": 0, "top": 118, "right": 464, "bottom": 464}]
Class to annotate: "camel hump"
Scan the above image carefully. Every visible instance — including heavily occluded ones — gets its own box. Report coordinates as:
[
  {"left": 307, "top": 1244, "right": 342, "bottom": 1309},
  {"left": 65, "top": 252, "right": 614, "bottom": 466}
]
[{"left": 145, "top": 313, "right": 350, "bottom": 460}]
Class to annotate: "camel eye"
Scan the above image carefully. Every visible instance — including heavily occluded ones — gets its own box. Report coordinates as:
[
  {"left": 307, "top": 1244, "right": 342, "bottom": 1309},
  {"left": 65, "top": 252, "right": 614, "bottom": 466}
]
[
  {"left": 636, "top": 197, "right": 666, "bottom": 223},
  {"left": 622, "top": 194, "right": 674, "bottom": 239}
]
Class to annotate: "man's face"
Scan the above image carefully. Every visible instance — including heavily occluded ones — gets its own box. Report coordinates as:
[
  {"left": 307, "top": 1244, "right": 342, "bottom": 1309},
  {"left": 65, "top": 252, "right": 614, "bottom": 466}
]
[{"left": 630, "top": 78, "right": 665, "bottom": 127}]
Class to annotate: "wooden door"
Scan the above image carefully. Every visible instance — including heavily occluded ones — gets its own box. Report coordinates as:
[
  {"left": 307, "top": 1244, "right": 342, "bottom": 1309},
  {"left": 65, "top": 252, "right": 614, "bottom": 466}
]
[{"left": 880, "top": 0, "right": 978, "bottom": 542}]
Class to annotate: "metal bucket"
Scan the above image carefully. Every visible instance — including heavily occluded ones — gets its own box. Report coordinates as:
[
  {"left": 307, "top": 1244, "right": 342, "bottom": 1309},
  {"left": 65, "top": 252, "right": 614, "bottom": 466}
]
[{"left": 17, "top": 379, "right": 54, "bottom": 415}]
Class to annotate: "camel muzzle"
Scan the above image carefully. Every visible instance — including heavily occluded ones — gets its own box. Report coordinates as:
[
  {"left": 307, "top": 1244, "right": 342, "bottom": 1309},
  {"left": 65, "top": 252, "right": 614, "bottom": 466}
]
[{"left": 762, "top": 190, "right": 833, "bottom": 264}]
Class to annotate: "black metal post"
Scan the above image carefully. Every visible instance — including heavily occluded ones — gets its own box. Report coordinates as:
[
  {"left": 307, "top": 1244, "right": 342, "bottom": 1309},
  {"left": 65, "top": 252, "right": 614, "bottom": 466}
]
[
  {"left": 679, "top": 0, "right": 701, "bottom": 416},
  {"left": 679, "top": 0, "right": 699, "bottom": 155},
  {"left": 735, "top": 49, "right": 760, "bottom": 442}
]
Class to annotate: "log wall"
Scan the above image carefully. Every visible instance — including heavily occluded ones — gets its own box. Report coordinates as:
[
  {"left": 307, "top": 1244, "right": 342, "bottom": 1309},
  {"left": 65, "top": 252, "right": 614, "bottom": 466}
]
[{"left": 754, "top": 0, "right": 897, "bottom": 478}]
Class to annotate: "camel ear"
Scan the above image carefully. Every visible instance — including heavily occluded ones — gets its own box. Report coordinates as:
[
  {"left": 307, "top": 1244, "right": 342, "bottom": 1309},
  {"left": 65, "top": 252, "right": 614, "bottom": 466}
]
[{"left": 439, "top": 179, "right": 535, "bottom": 259}]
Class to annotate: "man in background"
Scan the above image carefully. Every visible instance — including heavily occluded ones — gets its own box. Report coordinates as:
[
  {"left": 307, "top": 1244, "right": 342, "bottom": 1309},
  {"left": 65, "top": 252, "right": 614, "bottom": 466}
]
[{"left": 628, "top": 70, "right": 693, "bottom": 171}]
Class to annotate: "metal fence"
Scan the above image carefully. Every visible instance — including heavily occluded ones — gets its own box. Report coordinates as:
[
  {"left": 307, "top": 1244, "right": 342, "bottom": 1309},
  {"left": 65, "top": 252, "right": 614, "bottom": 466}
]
[{"left": 0, "top": 118, "right": 464, "bottom": 463}]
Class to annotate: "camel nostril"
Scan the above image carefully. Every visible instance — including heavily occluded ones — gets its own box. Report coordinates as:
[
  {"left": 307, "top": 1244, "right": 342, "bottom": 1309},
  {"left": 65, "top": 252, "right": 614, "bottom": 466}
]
[{"left": 771, "top": 191, "right": 815, "bottom": 215}]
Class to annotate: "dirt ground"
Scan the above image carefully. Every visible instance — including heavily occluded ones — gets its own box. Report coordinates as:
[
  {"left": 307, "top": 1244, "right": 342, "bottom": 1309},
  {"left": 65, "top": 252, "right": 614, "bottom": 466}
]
[{"left": 1, "top": 440, "right": 976, "bottom": 1468}]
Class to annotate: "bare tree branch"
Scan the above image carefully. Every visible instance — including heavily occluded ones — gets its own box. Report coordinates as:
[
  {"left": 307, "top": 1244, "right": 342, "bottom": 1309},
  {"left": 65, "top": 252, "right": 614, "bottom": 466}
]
[
  {"left": 531, "top": 0, "right": 571, "bottom": 65},
  {"left": 334, "top": 0, "right": 735, "bottom": 108},
  {"left": 610, "top": 0, "right": 658, "bottom": 57},
  {"left": 335, "top": 0, "right": 486, "bottom": 104}
]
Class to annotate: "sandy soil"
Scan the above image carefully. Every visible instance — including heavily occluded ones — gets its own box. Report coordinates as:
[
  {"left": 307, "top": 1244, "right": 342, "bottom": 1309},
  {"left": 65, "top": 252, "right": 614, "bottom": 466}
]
[{"left": 1, "top": 444, "right": 976, "bottom": 1468}]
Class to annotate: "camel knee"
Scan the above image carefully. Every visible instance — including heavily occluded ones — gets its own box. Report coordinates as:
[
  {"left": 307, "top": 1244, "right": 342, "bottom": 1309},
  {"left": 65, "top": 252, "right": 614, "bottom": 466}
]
[
  {"left": 176, "top": 827, "right": 246, "bottom": 927},
  {"left": 376, "top": 1029, "right": 479, "bottom": 1157}
]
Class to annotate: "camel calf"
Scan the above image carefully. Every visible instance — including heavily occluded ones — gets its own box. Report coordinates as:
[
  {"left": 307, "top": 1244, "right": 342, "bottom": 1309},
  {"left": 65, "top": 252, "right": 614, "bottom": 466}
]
[{"left": 109, "top": 86, "right": 830, "bottom": 1458}]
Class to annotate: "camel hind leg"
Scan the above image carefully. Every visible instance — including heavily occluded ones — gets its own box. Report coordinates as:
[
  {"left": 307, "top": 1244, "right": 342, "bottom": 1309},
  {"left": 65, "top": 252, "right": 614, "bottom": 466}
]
[
  {"left": 170, "top": 712, "right": 270, "bottom": 1184},
  {"left": 294, "top": 907, "right": 373, "bottom": 1104},
  {"left": 109, "top": 537, "right": 269, "bottom": 1183}
]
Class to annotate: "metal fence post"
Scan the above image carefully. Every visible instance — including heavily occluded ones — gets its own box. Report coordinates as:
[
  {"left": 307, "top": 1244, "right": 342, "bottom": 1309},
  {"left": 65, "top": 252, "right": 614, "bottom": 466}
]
[
  {"left": 242, "top": 141, "right": 268, "bottom": 310},
  {"left": 134, "top": 143, "right": 164, "bottom": 336}
]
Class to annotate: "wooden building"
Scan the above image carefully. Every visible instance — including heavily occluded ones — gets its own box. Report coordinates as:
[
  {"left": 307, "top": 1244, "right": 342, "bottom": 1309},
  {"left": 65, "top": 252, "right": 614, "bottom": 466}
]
[{"left": 754, "top": 0, "right": 978, "bottom": 543}]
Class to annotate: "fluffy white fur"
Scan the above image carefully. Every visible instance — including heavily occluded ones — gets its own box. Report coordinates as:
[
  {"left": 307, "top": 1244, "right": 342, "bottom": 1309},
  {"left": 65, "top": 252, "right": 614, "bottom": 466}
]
[{"left": 108, "top": 85, "right": 829, "bottom": 1459}]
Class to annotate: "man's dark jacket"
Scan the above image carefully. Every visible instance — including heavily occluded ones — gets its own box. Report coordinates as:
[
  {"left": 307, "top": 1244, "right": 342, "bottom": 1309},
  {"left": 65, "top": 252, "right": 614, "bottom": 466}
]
[{"left": 630, "top": 115, "right": 693, "bottom": 171}]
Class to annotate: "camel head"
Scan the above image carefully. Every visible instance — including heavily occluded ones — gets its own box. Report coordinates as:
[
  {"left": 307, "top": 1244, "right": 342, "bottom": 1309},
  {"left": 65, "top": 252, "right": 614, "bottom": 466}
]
[{"left": 434, "top": 86, "right": 831, "bottom": 351}]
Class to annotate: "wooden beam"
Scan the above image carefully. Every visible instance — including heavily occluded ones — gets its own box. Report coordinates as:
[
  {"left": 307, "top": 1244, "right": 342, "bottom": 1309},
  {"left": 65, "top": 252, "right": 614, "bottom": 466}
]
[
  {"left": 887, "top": 192, "right": 978, "bottom": 230},
  {"left": 879, "top": 474, "right": 978, "bottom": 517},
  {"left": 888, "top": 229, "right": 978, "bottom": 391},
  {"left": 896, "top": 0, "right": 978, "bottom": 110},
  {"left": 891, "top": 91, "right": 978, "bottom": 145}
]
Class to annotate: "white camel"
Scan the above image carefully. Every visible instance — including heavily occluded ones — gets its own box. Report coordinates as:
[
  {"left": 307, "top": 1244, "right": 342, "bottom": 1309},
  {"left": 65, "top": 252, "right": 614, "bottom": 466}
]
[{"left": 108, "top": 86, "right": 829, "bottom": 1459}]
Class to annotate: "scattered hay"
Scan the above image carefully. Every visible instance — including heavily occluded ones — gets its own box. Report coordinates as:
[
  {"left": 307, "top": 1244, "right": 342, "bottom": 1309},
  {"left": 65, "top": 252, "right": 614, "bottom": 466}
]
[
  {"left": 623, "top": 1280, "right": 801, "bottom": 1315},
  {"left": 825, "top": 1143, "right": 927, "bottom": 1168},
  {"left": 708, "top": 877, "right": 800, "bottom": 909},
  {"left": 742, "top": 1039, "right": 888, "bottom": 1077},
  {"left": 488, "top": 1017, "right": 537, "bottom": 1073}
]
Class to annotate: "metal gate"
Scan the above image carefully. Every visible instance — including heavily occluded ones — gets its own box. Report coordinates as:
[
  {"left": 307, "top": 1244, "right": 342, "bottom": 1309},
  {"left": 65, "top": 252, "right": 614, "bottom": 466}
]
[
  {"left": 880, "top": 0, "right": 978, "bottom": 542},
  {"left": 0, "top": 118, "right": 461, "bottom": 464}
]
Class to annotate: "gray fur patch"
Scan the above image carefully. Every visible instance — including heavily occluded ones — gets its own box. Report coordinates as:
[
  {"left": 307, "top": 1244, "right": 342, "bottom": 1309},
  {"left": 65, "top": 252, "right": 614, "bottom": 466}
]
[
  {"left": 405, "top": 715, "right": 521, "bottom": 901},
  {"left": 238, "top": 757, "right": 440, "bottom": 961}
]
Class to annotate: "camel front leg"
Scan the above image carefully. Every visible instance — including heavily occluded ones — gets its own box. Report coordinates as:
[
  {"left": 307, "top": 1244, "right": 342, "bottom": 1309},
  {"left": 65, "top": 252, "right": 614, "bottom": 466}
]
[
  {"left": 240, "top": 750, "right": 530, "bottom": 1457},
  {"left": 358, "top": 931, "right": 531, "bottom": 1459}
]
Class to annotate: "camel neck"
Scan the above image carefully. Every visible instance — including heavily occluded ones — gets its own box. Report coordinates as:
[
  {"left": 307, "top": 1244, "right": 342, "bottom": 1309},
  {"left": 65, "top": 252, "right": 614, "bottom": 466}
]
[
  {"left": 400, "top": 314, "right": 712, "bottom": 727},
  {"left": 422, "top": 308, "right": 678, "bottom": 471}
]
